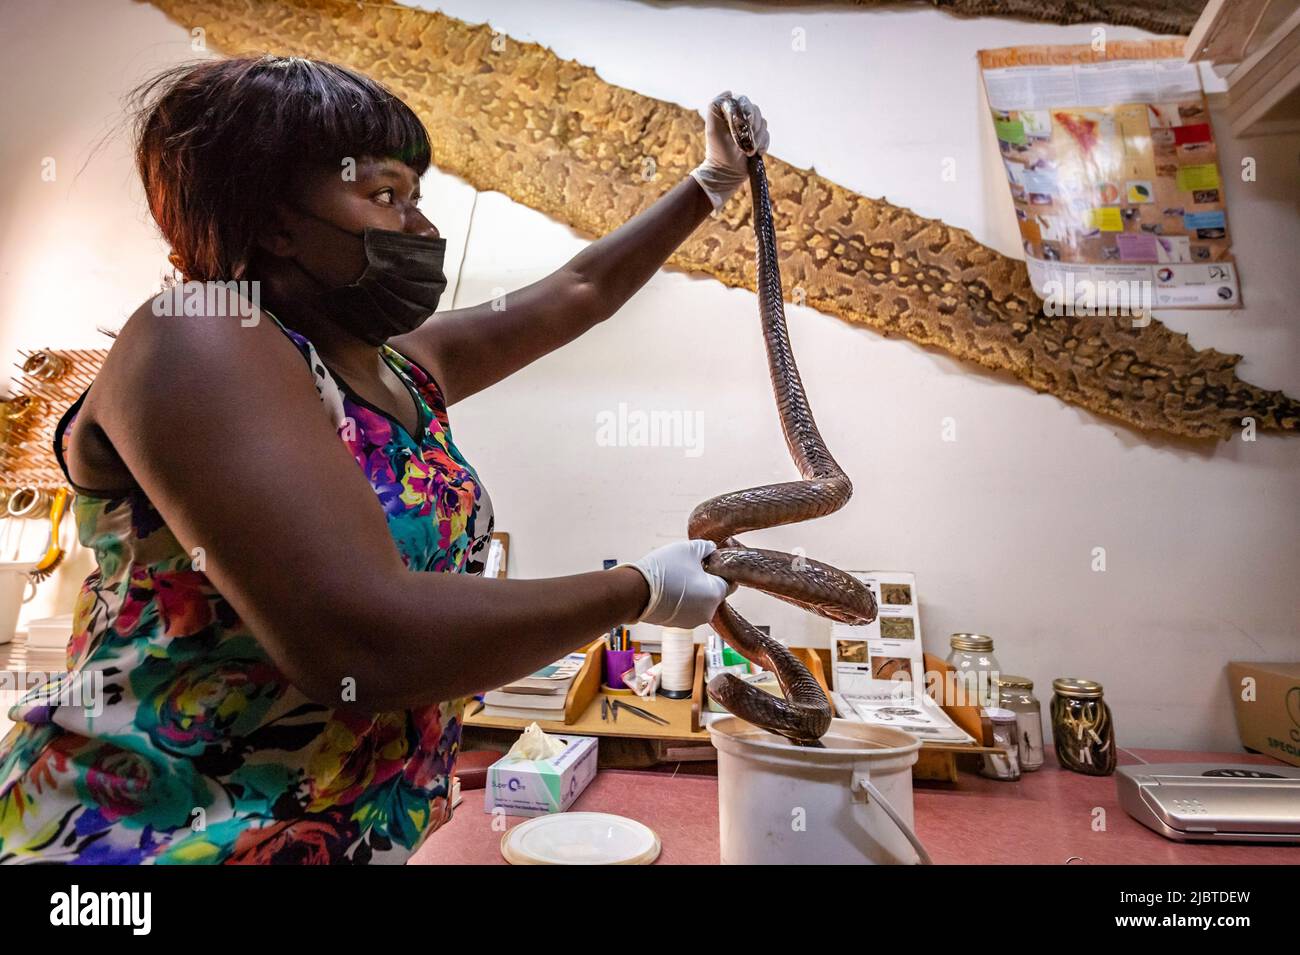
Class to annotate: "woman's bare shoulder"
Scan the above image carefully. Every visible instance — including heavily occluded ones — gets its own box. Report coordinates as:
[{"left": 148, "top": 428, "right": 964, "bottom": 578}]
[
  {"left": 82, "top": 285, "right": 414, "bottom": 701},
  {"left": 66, "top": 290, "right": 308, "bottom": 493},
  {"left": 99, "top": 289, "right": 303, "bottom": 399}
]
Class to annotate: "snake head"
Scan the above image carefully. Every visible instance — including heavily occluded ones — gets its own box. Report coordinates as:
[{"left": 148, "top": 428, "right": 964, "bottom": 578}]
[{"left": 719, "top": 95, "right": 756, "bottom": 158}]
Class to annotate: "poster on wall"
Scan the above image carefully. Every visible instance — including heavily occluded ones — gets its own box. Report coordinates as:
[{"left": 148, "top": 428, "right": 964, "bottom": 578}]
[{"left": 979, "top": 39, "right": 1239, "bottom": 310}]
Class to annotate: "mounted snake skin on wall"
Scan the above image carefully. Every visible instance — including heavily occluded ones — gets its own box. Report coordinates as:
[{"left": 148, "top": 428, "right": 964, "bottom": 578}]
[
  {"left": 760, "top": 1, "right": 1208, "bottom": 35},
  {"left": 147, "top": 0, "right": 1298, "bottom": 439}
]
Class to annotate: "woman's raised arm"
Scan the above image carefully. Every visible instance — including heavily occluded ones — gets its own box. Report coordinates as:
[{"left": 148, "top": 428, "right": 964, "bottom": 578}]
[
  {"left": 391, "top": 172, "right": 714, "bottom": 407},
  {"left": 393, "top": 92, "right": 768, "bottom": 407}
]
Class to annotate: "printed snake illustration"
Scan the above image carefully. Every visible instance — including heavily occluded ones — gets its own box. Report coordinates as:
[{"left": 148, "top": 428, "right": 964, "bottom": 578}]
[{"left": 689, "top": 97, "right": 878, "bottom": 746}]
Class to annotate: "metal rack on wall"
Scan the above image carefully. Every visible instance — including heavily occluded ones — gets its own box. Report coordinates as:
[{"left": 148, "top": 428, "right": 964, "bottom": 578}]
[
  {"left": 1, "top": 348, "right": 108, "bottom": 579},
  {"left": 2, "top": 349, "right": 106, "bottom": 494}
]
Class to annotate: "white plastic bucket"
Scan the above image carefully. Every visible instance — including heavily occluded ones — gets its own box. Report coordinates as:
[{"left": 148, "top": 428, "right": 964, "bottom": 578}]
[{"left": 708, "top": 717, "right": 930, "bottom": 865}]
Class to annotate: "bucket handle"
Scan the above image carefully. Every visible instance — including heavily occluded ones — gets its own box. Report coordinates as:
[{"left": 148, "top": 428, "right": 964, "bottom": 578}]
[{"left": 851, "top": 768, "right": 933, "bottom": 866}]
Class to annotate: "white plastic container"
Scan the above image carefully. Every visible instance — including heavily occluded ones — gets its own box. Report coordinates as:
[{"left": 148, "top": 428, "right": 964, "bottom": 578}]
[
  {"left": 708, "top": 717, "right": 929, "bottom": 865},
  {"left": 0, "top": 561, "right": 39, "bottom": 645},
  {"left": 25, "top": 613, "right": 75, "bottom": 650},
  {"left": 658, "top": 626, "right": 695, "bottom": 698}
]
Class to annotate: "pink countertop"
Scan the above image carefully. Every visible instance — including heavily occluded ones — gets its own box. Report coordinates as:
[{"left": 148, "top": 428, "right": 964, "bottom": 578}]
[{"left": 410, "top": 747, "right": 1300, "bottom": 865}]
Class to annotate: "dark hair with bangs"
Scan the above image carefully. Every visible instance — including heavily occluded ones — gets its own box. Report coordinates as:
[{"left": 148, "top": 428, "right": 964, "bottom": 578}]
[{"left": 129, "top": 55, "right": 431, "bottom": 282}]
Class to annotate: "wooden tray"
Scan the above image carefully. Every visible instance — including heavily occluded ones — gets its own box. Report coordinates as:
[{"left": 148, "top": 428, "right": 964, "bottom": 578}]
[
  {"left": 690, "top": 644, "right": 829, "bottom": 733},
  {"left": 559, "top": 637, "right": 605, "bottom": 724},
  {"left": 465, "top": 638, "right": 709, "bottom": 740}
]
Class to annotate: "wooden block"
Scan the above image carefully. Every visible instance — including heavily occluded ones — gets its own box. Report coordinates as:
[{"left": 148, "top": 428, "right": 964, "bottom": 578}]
[
  {"left": 1186, "top": 0, "right": 1274, "bottom": 64},
  {"left": 690, "top": 644, "right": 705, "bottom": 733},
  {"left": 913, "top": 748, "right": 959, "bottom": 783},
  {"left": 1227, "top": 5, "right": 1300, "bottom": 135},
  {"left": 562, "top": 637, "right": 605, "bottom": 724}
]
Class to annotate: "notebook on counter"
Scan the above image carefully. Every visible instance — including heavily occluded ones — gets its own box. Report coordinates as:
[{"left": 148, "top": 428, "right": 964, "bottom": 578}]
[{"left": 481, "top": 651, "right": 586, "bottom": 719}]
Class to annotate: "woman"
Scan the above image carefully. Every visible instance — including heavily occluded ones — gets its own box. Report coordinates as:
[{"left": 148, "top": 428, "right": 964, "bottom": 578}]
[{"left": 0, "top": 56, "right": 768, "bottom": 864}]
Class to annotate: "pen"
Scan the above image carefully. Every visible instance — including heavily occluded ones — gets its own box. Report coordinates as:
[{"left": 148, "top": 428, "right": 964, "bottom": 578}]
[{"left": 603, "top": 558, "right": 623, "bottom": 650}]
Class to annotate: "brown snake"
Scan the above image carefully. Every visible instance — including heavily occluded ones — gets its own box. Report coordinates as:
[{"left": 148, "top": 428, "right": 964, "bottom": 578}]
[{"left": 689, "top": 97, "right": 878, "bottom": 746}]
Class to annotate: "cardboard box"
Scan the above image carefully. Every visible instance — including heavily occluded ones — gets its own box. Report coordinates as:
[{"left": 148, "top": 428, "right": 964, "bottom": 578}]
[
  {"left": 1227, "top": 661, "right": 1300, "bottom": 768},
  {"left": 483, "top": 735, "right": 598, "bottom": 817}
]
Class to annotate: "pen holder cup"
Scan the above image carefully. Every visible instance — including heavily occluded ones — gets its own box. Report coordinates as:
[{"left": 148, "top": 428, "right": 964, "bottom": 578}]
[{"left": 603, "top": 649, "right": 636, "bottom": 690}]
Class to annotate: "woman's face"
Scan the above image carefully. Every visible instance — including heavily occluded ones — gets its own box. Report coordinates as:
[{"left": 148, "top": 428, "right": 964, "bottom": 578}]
[{"left": 277, "top": 155, "right": 438, "bottom": 287}]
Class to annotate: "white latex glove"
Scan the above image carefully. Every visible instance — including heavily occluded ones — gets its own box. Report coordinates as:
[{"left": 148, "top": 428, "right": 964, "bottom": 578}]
[
  {"left": 690, "top": 90, "right": 771, "bottom": 212},
  {"left": 617, "top": 539, "right": 731, "bottom": 628}
]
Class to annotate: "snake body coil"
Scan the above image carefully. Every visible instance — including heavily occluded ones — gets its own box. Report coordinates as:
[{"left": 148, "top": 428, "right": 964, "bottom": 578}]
[{"left": 690, "top": 98, "right": 877, "bottom": 745}]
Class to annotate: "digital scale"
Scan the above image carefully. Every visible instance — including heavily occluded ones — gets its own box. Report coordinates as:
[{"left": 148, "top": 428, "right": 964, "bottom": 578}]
[{"left": 1116, "top": 763, "right": 1300, "bottom": 843}]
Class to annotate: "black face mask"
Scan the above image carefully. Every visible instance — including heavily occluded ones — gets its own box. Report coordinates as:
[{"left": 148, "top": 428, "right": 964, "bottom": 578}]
[{"left": 290, "top": 206, "right": 448, "bottom": 346}]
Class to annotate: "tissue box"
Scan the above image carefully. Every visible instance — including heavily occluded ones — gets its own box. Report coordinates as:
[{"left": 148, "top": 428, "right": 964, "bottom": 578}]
[
  {"left": 1227, "top": 661, "right": 1300, "bottom": 767},
  {"left": 484, "top": 735, "right": 598, "bottom": 817}
]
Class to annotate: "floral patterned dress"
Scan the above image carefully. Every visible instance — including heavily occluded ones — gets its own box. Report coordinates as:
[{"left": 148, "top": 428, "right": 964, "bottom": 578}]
[{"left": 0, "top": 310, "right": 493, "bottom": 864}]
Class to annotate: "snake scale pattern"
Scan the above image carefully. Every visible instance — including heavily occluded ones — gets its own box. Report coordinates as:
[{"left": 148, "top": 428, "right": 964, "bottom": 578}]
[
  {"left": 690, "top": 98, "right": 875, "bottom": 744},
  {"left": 150, "top": 0, "right": 1300, "bottom": 441},
  {"left": 763, "top": 1, "right": 1208, "bottom": 35}
]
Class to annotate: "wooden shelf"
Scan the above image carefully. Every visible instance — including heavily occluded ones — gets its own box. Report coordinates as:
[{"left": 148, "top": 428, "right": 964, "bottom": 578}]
[
  {"left": 1187, "top": 0, "right": 1300, "bottom": 136},
  {"left": 465, "top": 644, "right": 1009, "bottom": 781},
  {"left": 465, "top": 689, "right": 710, "bottom": 741},
  {"left": 465, "top": 640, "right": 709, "bottom": 741}
]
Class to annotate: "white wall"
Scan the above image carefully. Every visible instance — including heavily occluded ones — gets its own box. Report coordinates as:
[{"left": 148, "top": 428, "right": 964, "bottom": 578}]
[{"left": 1, "top": 0, "right": 1297, "bottom": 750}]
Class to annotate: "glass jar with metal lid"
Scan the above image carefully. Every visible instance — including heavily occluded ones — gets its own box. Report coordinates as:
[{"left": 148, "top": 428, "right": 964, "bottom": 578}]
[
  {"left": 997, "top": 675, "right": 1044, "bottom": 771},
  {"left": 1050, "top": 678, "right": 1116, "bottom": 776},
  {"left": 945, "top": 633, "right": 1001, "bottom": 708},
  {"left": 979, "top": 707, "right": 1022, "bottom": 780}
]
